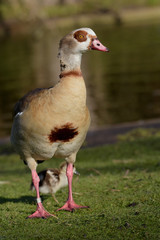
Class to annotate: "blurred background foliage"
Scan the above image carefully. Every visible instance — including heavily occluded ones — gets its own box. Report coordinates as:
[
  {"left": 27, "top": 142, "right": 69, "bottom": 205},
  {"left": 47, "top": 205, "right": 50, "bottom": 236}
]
[{"left": 0, "top": 0, "right": 160, "bottom": 22}]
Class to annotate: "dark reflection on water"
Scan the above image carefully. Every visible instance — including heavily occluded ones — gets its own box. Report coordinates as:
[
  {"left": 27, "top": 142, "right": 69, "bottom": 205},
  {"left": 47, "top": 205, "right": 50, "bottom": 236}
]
[{"left": 0, "top": 22, "right": 160, "bottom": 137}]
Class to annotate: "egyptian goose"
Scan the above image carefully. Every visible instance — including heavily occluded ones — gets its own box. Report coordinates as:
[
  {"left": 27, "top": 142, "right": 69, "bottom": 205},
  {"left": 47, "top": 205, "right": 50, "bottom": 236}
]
[
  {"left": 11, "top": 27, "right": 108, "bottom": 218},
  {"left": 30, "top": 162, "right": 79, "bottom": 204}
]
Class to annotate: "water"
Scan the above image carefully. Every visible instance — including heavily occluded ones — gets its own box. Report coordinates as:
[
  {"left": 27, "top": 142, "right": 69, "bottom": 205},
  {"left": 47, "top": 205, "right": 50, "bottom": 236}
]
[{"left": 0, "top": 22, "right": 160, "bottom": 137}]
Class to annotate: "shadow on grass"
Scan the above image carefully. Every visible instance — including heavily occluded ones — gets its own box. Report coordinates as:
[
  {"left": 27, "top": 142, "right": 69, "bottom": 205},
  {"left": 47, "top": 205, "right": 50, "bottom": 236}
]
[
  {"left": 0, "top": 169, "right": 29, "bottom": 176},
  {"left": 0, "top": 143, "right": 15, "bottom": 155},
  {"left": 0, "top": 195, "right": 49, "bottom": 204}
]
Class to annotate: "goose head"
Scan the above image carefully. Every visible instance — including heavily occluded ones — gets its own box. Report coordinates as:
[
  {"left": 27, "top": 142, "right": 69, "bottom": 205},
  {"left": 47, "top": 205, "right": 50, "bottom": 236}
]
[
  {"left": 59, "top": 27, "right": 108, "bottom": 54},
  {"left": 58, "top": 27, "right": 109, "bottom": 72}
]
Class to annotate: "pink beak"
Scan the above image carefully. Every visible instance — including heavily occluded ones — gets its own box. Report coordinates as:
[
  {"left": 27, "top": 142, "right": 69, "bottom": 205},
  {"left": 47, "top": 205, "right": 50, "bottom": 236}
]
[{"left": 91, "top": 39, "right": 109, "bottom": 52}]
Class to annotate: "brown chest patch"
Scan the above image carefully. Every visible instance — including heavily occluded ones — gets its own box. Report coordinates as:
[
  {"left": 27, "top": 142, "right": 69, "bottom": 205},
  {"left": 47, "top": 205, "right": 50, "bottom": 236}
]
[
  {"left": 48, "top": 123, "right": 78, "bottom": 143},
  {"left": 74, "top": 30, "right": 87, "bottom": 42}
]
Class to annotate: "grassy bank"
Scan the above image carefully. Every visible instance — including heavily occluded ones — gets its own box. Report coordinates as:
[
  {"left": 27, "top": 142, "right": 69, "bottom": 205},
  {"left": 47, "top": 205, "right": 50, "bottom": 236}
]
[{"left": 0, "top": 130, "right": 160, "bottom": 239}]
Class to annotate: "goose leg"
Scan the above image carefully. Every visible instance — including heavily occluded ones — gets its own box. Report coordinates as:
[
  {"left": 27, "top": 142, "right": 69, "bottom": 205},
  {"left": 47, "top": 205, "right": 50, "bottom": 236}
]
[
  {"left": 26, "top": 158, "right": 56, "bottom": 219},
  {"left": 57, "top": 162, "right": 89, "bottom": 211}
]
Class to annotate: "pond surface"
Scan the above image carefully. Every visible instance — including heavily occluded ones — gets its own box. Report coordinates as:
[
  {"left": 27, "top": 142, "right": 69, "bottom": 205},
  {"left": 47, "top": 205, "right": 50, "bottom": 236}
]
[{"left": 0, "top": 21, "right": 160, "bottom": 137}]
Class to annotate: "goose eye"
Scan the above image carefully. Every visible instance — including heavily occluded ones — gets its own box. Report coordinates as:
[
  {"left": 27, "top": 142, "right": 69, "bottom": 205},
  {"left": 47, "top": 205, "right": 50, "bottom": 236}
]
[{"left": 79, "top": 34, "right": 83, "bottom": 39}]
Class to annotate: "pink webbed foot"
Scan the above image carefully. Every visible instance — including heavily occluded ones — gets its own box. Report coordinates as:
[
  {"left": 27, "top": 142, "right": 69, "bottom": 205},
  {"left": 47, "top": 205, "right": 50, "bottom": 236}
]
[
  {"left": 57, "top": 200, "right": 89, "bottom": 212},
  {"left": 28, "top": 170, "right": 58, "bottom": 219},
  {"left": 57, "top": 162, "right": 89, "bottom": 212},
  {"left": 27, "top": 203, "right": 57, "bottom": 219}
]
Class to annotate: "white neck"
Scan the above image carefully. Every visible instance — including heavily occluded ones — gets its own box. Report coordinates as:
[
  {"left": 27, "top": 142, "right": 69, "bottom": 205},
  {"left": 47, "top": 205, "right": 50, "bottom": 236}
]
[{"left": 58, "top": 50, "right": 82, "bottom": 73}]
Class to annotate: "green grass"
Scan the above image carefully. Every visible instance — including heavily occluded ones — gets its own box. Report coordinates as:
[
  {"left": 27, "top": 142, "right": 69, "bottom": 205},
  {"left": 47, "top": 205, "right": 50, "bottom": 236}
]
[{"left": 0, "top": 132, "right": 160, "bottom": 239}]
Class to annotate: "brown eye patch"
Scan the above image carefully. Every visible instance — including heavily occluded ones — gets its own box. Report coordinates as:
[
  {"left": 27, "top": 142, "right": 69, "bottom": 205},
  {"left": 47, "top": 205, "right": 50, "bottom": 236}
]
[{"left": 74, "top": 30, "right": 87, "bottom": 42}]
